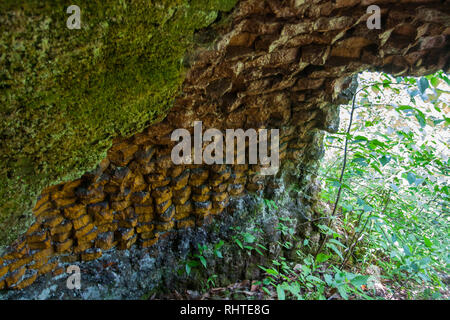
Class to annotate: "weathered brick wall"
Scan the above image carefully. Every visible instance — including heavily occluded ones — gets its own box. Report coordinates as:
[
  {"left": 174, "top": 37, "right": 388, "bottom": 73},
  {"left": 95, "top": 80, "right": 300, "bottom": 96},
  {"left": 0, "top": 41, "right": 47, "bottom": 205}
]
[{"left": 1, "top": 0, "right": 449, "bottom": 291}]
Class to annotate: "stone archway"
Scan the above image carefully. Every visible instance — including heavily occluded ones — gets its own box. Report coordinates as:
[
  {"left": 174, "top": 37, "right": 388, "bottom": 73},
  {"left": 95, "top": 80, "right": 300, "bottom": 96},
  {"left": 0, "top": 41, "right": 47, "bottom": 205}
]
[{"left": 0, "top": 0, "right": 448, "bottom": 295}]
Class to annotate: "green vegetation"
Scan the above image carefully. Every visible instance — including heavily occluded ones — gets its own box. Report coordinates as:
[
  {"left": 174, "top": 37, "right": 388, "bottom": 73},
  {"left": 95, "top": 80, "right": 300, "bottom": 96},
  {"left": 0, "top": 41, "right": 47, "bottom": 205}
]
[
  {"left": 179, "top": 71, "right": 449, "bottom": 300},
  {"left": 256, "top": 70, "right": 449, "bottom": 300},
  {"left": 315, "top": 71, "right": 449, "bottom": 299},
  {"left": 0, "top": 0, "right": 237, "bottom": 249}
]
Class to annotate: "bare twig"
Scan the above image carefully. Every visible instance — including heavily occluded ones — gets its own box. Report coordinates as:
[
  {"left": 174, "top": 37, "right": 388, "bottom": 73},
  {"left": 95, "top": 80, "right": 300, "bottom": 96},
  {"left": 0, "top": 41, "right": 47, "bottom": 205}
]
[{"left": 314, "top": 89, "right": 358, "bottom": 258}]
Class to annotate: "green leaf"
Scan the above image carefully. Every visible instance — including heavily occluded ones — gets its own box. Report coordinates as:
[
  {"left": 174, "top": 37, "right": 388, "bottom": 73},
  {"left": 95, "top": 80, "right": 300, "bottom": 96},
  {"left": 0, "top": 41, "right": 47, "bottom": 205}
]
[
  {"left": 276, "top": 285, "right": 285, "bottom": 300},
  {"left": 257, "top": 243, "right": 268, "bottom": 251},
  {"left": 185, "top": 264, "right": 191, "bottom": 275},
  {"left": 430, "top": 76, "right": 439, "bottom": 87},
  {"left": 329, "top": 238, "right": 346, "bottom": 248},
  {"left": 316, "top": 253, "right": 330, "bottom": 263},
  {"left": 371, "top": 163, "right": 383, "bottom": 175},
  {"left": 407, "top": 172, "right": 416, "bottom": 185},
  {"left": 326, "top": 243, "right": 344, "bottom": 260},
  {"left": 418, "top": 77, "right": 429, "bottom": 94},
  {"left": 350, "top": 275, "right": 370, "bottom": 287},
  {"left": 262, "top": 287, "right": 271, "bottom": 296},
  {"left": 379, "top": 155, "right": 391, "bottom": 166},
  {"left": 199, "top": 256, "right": 207, "bottom": 268},
  {"left": 352, "top": 157, "right": 368, "bottom": 167},
  {"left": 266, "top": 268, "right": 279, "bottom": 276},
  {"left": 403, "top": 244, "right": 412, "bottom": 256},
  {"left": 324, "top": 274, "right": 333, "bottom": 286},
  {"left": 353, "top": 135, "right": 368, "bottom": 143},
  {"left": 235, "top": 239, "right": 243, "bottom": 249},
  {"left": 243, "top": 233, "right": 256, "bottom": 243},
  {"left": 255, "top": 248, "right": 264, "bottom": 256},
  {"left": 214, "top": 240, "right": 224, "bottom": 250},
  {"left": 424, "top": 236, "right": 433, "bottom": 248},
  {"left": 415, "top": 112, "right": 426, "bottom": 128},
  {"left": 337, "top": 285, "right": 349, "bottom": 300}
]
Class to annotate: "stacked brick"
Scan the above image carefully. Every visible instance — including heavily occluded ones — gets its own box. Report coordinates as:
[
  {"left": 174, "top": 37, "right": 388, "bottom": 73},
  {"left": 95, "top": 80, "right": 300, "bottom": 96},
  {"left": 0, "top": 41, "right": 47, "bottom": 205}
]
[
  {"left": 0, "top": 124, "right": 297, "bottom": 290},
  {"left": 1, "top": 0, "right": 448, "bottom": 290}
]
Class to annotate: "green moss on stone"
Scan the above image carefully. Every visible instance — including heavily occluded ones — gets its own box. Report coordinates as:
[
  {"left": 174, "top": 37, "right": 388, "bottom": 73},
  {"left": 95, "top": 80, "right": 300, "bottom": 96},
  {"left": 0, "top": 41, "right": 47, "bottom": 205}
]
[{"left": 0, "top": 0, "right": 237, "bottom": 250}]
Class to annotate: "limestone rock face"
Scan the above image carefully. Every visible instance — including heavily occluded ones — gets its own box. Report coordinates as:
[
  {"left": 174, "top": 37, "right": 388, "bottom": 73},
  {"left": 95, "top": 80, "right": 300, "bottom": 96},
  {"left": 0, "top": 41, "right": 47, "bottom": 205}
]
[
  {"left": 0, "top": 0, "right": 238, "bottom": 249},
  {"left": 0, "top": 0, "right": 449, "bottom": 292}
]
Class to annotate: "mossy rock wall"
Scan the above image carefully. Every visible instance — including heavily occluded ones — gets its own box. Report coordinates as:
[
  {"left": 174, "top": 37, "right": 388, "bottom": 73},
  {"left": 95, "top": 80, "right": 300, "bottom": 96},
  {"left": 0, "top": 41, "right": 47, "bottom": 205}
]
[{"left": 0, "top": 0, "right": 237, "bottom": 249}]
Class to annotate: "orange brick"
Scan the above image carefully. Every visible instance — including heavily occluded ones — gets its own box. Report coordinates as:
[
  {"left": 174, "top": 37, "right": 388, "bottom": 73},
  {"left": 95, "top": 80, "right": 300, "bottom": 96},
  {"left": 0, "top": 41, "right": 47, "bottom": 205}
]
[
  {"left": 93, "top": 210, "right": 113, "bottom": 224},
  {"left": 139, "top": 231, "right": 157, "bottom": 240},
  {"left": 54, "top": 197, "right": 77, "bottom": 207},
  {"left": 118, "top": 235, "right": 137, "bottom": 250},
  {"left": 119, "top": 216, "right": 138, "bottom": 228},
  {"left": 12, "top": 271, "right": 38, "bottom": 290},
  {"left": 28, "top": 257, "right": 49, "bottom": 270},
  {"left": 55, "top": 238, "right": 73, "bottom": 253},
  {"left": 42, "top": 215, "right": 64, "bottom": 228},
  {"left": 73, "top": 214, "right": 91, "bottom": 230},
  {"left": 96, "top": 223, "right": 117, "bottom": 233},
  {"left": 33, "top": 193, "right": 50, "bottom": 212},
  {"left": 52, "top": 266, "right": 65, "bottom": 277},
  {"left": 33, "top": 201, "right": 53, "bottom": 217},
  {"left": 116, "top": 228, "right": 134, "bottom": 241},
  {"left": 130, "top": 192, "right": 151, "bottom": 204},
  {"left": 155, "top": 220, "right": 175, "bottom": 232},
  {"left": 28, "top": 237, "right": 52, "bottom": 250},
  {"left": 211, "top": 192, "right": 228, "bottom": 202},
  {"left": 134, "top": 204, "right": 154, "bottom": 215},
  {"left": 152, "top": 187, "right": 173, "bottom": 205},
  {"left": 173, "top": 186, "right": 191, "bottom": 205},
  {"left": 192, "top": 194, "right": 210, "bottom": 202},
  {"left": 74, "top": 222, "right": 94, "bottom": 239},
  {"left": 140, "top": 238, "right": 159, "bottom": 248},
  {"left": 38, "top": 261, "right": 59, "bottom": 276},
  {"left": 60, "top": 254, "right": 79, "bottom": 263},
  {"left": 155, "top": 199, "right": 172, "bottom": 214},
  {"left": 52, "top": 231, "right": 71, "bottom": 243},
  {"left": 137, "top": 213, "right": 154, "bottom": 223},
  {"left": 31, "top": 248, "right": 54, "bottom": 261},
  {"left": 6, "top": 267, "right": 26, "bottom": 287},
  {"left": 81, "top": 248, "right": 102, "bottom": 261},
  {"left": 172, "top": 171, "right": 189, "bottom": 190},
  {"left": 0, "top": 264, "right": 9, "bottom": 278},
  {"left": 8, "top": 256, "right": 32, "bottom": 272},
  {"left": 77, "top": 228, "right": 98, "bottom": 244},
  {"left": 25, "top": 222, "right": 41, "bottom": 236},
  {"left": 50, "top": 220, "right": 73, "bottom": 235},
  {"left": 136, "top": 223, "right": 154, "bottom": 234},
  {"left": 63, "top": 204, "right": 86, "bottom": 219},
  {"left": 111, "top": 200, "right": 130, "bottom": 211},
  {"left": 175, "top": 201, "right": 193, "bottom": 219},
  {"left": 176, "top": 218, "right": 195, "bottom": 229},
  {"left": 95, "top": 232, "right": 114, "bottom": 251},
  {"left": 27, "top": 230, "right": 47, "bottom": 243}
]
